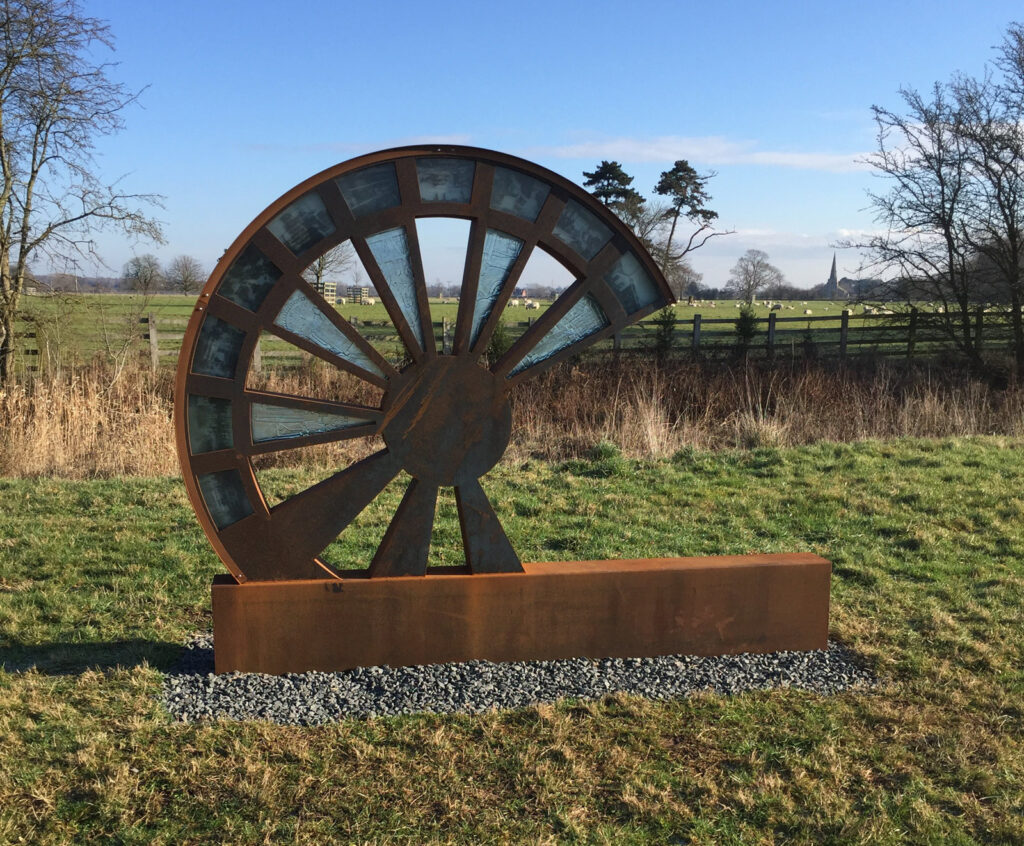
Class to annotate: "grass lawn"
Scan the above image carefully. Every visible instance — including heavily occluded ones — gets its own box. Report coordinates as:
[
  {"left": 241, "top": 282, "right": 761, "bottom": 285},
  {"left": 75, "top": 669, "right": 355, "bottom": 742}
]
[{"left": 1, "top": 437, "right": 1023, "bottom": 843}]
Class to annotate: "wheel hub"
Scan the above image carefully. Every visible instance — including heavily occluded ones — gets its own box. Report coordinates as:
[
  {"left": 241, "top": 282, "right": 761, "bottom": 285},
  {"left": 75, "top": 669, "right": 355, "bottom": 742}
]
[{"left": 381, "top": 357, "right": 511, "bottom": 487}]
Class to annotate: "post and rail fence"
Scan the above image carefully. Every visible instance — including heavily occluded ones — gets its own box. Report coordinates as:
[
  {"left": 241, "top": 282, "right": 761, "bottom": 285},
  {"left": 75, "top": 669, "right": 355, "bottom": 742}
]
[{"left": 10, "top": 305, "right": 1020, "bottom": 376}]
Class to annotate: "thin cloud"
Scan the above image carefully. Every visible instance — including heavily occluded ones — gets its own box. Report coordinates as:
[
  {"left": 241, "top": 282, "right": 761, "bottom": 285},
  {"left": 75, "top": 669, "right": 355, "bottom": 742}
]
[{"left": 531, "top": 136, "right": 872, "bottom": 173}]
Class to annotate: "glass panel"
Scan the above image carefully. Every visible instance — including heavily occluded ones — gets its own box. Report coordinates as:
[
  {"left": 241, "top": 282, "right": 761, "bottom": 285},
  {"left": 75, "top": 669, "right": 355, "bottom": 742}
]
[
  {"left": 193, "top": 316, "right": 245, "bottom": 379},
  {"left": 218, "top": 244, "right": 280, "bottom": 312},
  {"left": 603, "top": 252, "right": 664, "bottom": 314},
  {"left": 417, "top": 158, "right": 474, "bottom": 203},
  {"left": 471, "top": 230, "right": 523, "bottom": 347},
  {"left": 490, "top": 167, "right": 550, "bottom": 221},
  {"left": 274, "top": 290, "right": 385, "bottom": 378},
  {"left": 365, "top": 227, "right": 424, "bottom": 348},
  {"left": 336, "top": 163, "right": 401, "bottom": 218},
  {"left": 251, "top": 403, "right": 366, "bottom": 443},
  {"left": 552, "top": 200, "right": 612, "bottom": 260},
  {"left": 267, "top": 191, "right": 335, "bottom": 255},
  {"left": 197, "top": 469, "right": 253, "bottom": 529},
  {"left": 187, "top": 395, "right": 233, "bottom": 454},
  {"left": 510, "top": 294, "right": 609, "bottom": 375}
]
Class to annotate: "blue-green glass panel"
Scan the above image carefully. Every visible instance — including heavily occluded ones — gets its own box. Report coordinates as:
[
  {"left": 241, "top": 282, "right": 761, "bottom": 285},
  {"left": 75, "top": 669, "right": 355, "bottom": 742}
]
[
  {"left": 187, "top": 395, "right": 233, "bottom": 454},
  {"left": 193, "top": 316, "right": 245, "bottom": 379},
  {"left": 197, "top": 469, "right": 253, "bottom": 529},
  {"left": 274, "top": 290, "right": 385, "bottom": 378},
  {"left": 603, "top": 252, "right": 664, "bottom": 314},
  {"left": 336, "top": 163, "right": 401, "bottom": 218},
  {"left": 510, "top": 295, "right": 608, "bottom": 376},
  {"left": 267, "top": 192, "right": 335, "bottom": 254},
  {"left": 218, "top": 244, "right": 280, "bottom": 312},
  {"left": 471, "top": 230, "right": 523, "bottom": 347},
  {"left": 251, "top": 403, "right": 366, "bottom": 443},
  {"left": 417, "top": 158, "right": 474, "bottom": 203},
  {"left": 552, "top": 200, "right": 612, "bottom": 260},
  {"left": 365, "top": 227, "right": 424, "bottom": 348},
  {"left": 490, "top": 167, "right": 550, "bottom": 221}
]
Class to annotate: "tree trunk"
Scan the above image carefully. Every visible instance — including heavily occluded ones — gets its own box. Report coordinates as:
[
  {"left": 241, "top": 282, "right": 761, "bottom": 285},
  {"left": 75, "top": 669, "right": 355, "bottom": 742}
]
[
  {"left": 662, "top": 210, "right": 679, "bottom": 274},
  {"left": 1011, "top": 287, "right": 1024, "bottom": 381},
  {"left": 0, "top": 309, "right": 12, "bottom": 384}
]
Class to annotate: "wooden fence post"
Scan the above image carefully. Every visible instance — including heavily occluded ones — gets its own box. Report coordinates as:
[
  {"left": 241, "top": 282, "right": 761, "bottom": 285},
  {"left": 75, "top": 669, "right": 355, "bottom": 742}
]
[
  {"left": 840, "top": 309, "right": 850, "bottom": 361},
  {"left": 767, "top": 311, "right": 776, "bottom": 359},
  {"left": 147, "top": 312, "right": 159, "bottom": 372},
  {"left": 613, "top": 331, "right": 621, "bottom": 352},
  {"left": 691, "top": 313, "right": 702, "bottom": 357},
  {"left": 907, "top": 307, "right": 918, "bottom": 359},
  {"left": 975, "top": 307, "right": 984, "bottom": 354},
  {"left": 252, "top": 335, "right": 262, "bottom": 374}
]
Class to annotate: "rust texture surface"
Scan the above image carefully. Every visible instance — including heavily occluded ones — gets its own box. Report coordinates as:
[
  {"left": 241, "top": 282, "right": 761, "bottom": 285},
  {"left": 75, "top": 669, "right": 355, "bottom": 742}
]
[{"left": 212, "top": 554, "right": 832, "bottom": 674}]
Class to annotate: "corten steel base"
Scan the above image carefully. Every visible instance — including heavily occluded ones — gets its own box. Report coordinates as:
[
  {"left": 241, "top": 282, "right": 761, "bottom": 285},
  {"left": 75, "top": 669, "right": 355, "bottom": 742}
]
[{"left": 211, "top": 554, "right": 831, "bottom": 674}]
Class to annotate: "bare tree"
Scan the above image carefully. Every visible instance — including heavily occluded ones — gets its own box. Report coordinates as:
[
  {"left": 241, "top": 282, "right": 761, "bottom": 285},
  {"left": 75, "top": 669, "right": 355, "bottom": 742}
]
[
  {"left": 303, "top": 242, "right": 355, "bottom": 300},
  {"left": 0, "top": 0, "right": 162, "bottom": 383},
  {"left": 123, "top": 254, "right": 163, "bottom": 294},
  {"left": 840, "top": 83, "right": 984, "bottom": 366},
  {"left": 726, "top": 249, "right": 784, "bottom": 303},
  {"left": 166, "top": 254, "right": 205, "bottom": 294}
]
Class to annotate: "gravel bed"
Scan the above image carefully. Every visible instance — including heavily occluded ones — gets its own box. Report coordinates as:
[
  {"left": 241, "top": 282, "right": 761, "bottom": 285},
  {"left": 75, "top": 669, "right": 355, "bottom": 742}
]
[{"left": 161, "top": 634, "right": 876, "bottom": 725}]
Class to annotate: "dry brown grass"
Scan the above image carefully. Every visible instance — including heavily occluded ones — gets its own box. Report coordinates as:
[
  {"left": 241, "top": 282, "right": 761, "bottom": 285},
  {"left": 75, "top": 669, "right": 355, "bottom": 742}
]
[
  {"left": 509, "top": 357, "right": 1024, "bottom": 458},
  {"left": 3, "top": 356, "right": 1024, "bottom": 478}
]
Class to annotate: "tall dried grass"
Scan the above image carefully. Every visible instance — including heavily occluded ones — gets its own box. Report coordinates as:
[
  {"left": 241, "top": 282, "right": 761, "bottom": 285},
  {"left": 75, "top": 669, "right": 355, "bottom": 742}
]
[{"left": 2, "top": 357, "right": 1023, "bottom": 478}]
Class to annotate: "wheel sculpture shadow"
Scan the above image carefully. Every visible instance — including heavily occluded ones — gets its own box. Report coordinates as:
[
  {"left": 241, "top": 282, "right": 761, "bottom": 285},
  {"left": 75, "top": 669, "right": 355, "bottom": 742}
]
[{"left": 175, "top": 146, "right": 672, "bottom": 582}]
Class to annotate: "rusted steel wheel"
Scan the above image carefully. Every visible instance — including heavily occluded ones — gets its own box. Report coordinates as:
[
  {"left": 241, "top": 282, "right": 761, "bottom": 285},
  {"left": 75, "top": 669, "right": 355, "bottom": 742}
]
[{"left": 175, "top": 146, "right": 672, "bottom": 581}]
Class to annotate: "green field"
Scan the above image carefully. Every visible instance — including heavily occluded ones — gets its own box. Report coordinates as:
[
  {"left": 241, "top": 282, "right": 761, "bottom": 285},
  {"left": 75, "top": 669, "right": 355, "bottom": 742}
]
[
  {"left": 2, "top": 437, "right": 1023, "bottom": 842},
  {"left": 10, "top": 291, "right": 1013, "bottom": 375}
]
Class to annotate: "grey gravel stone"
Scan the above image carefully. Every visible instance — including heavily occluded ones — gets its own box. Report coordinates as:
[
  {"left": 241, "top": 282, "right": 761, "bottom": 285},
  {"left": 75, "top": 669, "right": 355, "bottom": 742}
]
[{"left": 160, "top": 634, "right": 876, "bottom": 725}]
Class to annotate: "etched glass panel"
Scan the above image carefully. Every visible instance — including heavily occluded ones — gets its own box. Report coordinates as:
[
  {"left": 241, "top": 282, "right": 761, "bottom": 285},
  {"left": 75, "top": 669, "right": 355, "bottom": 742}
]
[
  {"left": 273, "top": 290, "right": 385, "bottom": 378},
  {"left": 197, "top": 469, "right": 253, "bottom": 529},
  {"left": 193, "top": 316, "right": 245, "bottom": 379},
  {"left": 365, "top": 227, "right": 424, "bottom": 348},
  {"left": 218, "top": 244, "right": 280, "bottom": 312},
  {"left": 187, "top": 395, "right": 233, "bottom": 454},
  {"left": 603, "top": 252, "right": 664, "bottom": 314},
  {"left": 417, "top": 158, "right": 474, "bottom": 203},
  {"left": 251, "top": 403, "right": 366, "bottom": 443},
  {"left": 490, "top": 167, "right": 550, "bottom": 221},
  {"left": 267, "top": 192, "right": 335, "bottom": 255},
  {"left": 336, "top": 163, "right": 401, "bottom": 218},
  {"left": 471, "top": 230, "right": 523, "bottom": 347},
  {"left": 510, "top": 295, "right": 609, "bottom": 375},
  {"left": 552, "top": 200, "right": 612, "bottom": 260}
]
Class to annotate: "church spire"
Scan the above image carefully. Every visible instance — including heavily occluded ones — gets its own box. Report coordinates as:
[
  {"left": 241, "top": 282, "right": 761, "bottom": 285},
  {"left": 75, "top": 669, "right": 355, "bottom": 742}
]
[{"left": 828, "top": 252, "right": 838, "bottom": 286}]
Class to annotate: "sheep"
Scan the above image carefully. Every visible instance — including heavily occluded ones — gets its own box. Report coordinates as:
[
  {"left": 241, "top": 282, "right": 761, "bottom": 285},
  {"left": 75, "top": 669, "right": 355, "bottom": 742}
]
[{"left": 804, "top": 308, "right": 813, "bottom": 315}]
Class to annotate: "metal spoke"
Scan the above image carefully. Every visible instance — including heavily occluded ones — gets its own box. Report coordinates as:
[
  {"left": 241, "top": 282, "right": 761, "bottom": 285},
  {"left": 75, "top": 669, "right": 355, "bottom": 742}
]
[
  {"left": 455, "top": 478, "right": 522, "bottom": 574},
  {"left": 368, "top": 479, "right": 438, "bottom": 577},
  {"left": 218, "top": 449, "right": 401, "bottom": 579}
]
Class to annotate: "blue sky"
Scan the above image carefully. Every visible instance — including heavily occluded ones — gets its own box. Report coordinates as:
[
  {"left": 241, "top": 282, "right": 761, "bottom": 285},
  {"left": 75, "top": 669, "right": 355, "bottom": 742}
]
[{"left": 76, "top": 0, "right": 1023, "bottom": 290}]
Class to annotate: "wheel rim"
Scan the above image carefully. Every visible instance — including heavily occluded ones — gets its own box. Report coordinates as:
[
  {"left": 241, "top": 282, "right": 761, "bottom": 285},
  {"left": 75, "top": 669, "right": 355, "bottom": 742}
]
[{"left": 174, "top": 146, "right": 673, "bottom": 581}]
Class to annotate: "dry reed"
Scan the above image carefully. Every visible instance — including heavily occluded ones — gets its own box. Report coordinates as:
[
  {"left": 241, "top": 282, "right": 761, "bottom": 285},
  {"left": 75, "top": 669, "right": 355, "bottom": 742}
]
[{"left": 2, "top": 357, "right": 1023, "bottom": 479}]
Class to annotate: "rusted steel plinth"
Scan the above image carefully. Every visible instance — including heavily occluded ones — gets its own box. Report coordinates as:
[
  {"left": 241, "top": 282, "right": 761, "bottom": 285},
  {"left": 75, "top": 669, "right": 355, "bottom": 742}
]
[{"left": 211, "top": 554, "right": 831, "bottom": 674}]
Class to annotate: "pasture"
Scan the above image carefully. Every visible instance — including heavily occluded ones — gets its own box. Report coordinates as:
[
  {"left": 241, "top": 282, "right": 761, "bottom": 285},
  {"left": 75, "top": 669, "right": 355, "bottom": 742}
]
[{"left": 10, "top": 291, "right": 962, "bottom": 375}]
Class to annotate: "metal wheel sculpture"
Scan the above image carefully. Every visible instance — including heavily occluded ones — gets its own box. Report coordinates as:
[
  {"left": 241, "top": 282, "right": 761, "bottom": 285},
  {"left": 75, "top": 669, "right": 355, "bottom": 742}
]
[{"left": 175, "top": 146, "right": 672, "bottom": 581}]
